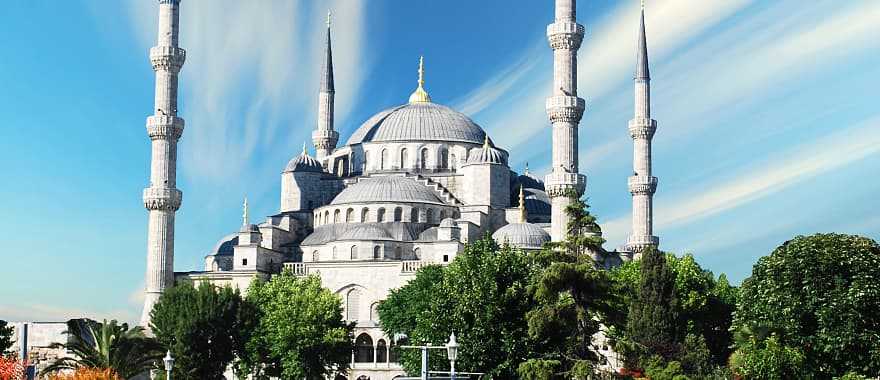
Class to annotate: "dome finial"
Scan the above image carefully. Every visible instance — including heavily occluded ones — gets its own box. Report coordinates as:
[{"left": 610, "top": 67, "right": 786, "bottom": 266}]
[
  {"left": 408, "top": 56, "right": 431, "bottom": 103},
  {"left": 302, "top": 142, "right": 308, "bottom": 156},
  {"left": 524, "top": 162, "right": 530, "bottom": 175},
  {"left": 326, "top": 10, "right": 332, "bottom": 28},
  {"left": 483, "top": 134, "right": 490, "bottom": 149},
  {"left": 519, "top": 185, "right": 528, "bottom": 223}
]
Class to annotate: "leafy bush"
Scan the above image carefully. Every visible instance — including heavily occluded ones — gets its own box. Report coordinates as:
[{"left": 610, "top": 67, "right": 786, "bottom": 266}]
[
  {"left": 729, "top": 335, "right": 806, "bottom": 380},
  {"left": 45, "top": 368, "right": 121, "bottom": 380}
]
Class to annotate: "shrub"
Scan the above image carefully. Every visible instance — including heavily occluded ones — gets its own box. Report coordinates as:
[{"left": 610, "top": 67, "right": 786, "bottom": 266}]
[{"left": 45, "top": 368, "right": 121, "bottom": 380}]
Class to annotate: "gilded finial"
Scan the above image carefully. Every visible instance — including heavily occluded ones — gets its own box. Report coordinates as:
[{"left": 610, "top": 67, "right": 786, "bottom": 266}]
[
  {"left": 483, "top": 135, "right": 490, "bottom": 149},
  {"left": 302, "top": 142, "right": 308, "bottom": 155},
  {"left": 518, "top": 185, "right": 527, "bottom": 223},
  {"left": 242, "top": 197, "right": 249, "bottom": 226},
  {"left": 524, "top": 162, "right": 530, "bottom": 175},
  {"left": 327, "top": 10, "right": 332, "bottom": 28},
  {"left": 408, "top": 56, "right": 431, "bottom": 103}
]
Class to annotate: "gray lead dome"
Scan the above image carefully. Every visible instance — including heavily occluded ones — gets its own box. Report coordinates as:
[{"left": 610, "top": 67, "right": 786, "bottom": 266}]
[
  {"left": 345, "top": 102, "right": 486, "bottom": 145},
  {"left": 330, "top": 176, "right": 444, "bottom": 205},
  {"left": 492, "top": 222, "right": 551, "bottom": 250},
  {"left": 284, "top": 151, "right": 323, "bottom": 173}
]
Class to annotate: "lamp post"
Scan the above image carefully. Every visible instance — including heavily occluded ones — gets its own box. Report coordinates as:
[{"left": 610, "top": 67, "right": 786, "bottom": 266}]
[
  {"left": 163, "top": 350, "right": 174, "bottom": 380},
  {"left": 445, "top": 332, "right": 459, "bottom": 380}
]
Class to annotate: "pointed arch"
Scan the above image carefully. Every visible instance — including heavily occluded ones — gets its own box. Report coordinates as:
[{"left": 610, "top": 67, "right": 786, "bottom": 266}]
[{"left": 346, "top": 289, "right": 362, "bottom": 321}]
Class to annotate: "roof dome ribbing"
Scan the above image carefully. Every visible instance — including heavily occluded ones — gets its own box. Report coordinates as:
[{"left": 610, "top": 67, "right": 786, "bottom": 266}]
[
  {"left": 284, "top": 145, "right": 323, "bottom": 173},
  {"left": 330, "top": 176, "right": 444, "bottom": 205},
  {"left": 492, "top": 223, "right": 551, "bottom": 250},
  {"left": 466, "top": 136, "right": 508, "bottom": 165}
]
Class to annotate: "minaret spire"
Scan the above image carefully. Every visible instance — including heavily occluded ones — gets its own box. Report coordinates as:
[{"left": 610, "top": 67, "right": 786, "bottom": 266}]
[
  {"left": 545, "top": 0, "right": 587, "bottom": 242},
  {"left": 624, "top": 2, "right": 659, "bottom": 259},
  {"left": 142, "top": 0, "right": 186, "bottom": 327},
  {"left": 312, "top": 10, "right": 338, "bottom": 163}
]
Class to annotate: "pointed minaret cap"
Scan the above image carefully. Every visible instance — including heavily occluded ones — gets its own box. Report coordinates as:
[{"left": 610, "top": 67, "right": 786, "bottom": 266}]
[
  {"left": 320, "top": 10, "right": 335, "bottom": 93},
  {"left": 636, "top": 1, "right": 650, "bottom": 80},
  {"left": 408, "top": 56, "right": 432, "bottom": 103},
  {"left": 518, "top": 185, "right": 528, "bottom": 223}
]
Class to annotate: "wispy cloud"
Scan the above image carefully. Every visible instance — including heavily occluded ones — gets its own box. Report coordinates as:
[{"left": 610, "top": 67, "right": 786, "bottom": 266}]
[{"left": 601, "top": 115, "right": 880, "bottom": 245}]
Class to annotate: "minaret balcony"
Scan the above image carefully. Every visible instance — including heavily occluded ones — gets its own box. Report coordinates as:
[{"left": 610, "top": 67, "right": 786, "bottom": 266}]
[
  {"left": 628, "top": 118, "right": 657, "bottom": 139},
  {"left": 544, "top": 172, "right": 586, "bottom": 197},
  {"left": 547, "top": 21, "right": 585, "bottom": 50},
  {"left": 628, "top": 175, "right": 658, "bottom": 194},
  {"left": 146, "top": 115, "right": 185, "bottom": 140},
  {"left": 143, "top": 187, "right": 183, "bottom": 211},
  {"left": 546, "top": 96, "right": 586, "bottom": 123},
  {"left": 312, "top": 129, "right": 340, "bottom": 141},
  {"left": 149, "top": 46, "right": 186, "bottom": 73},
  {"left": 625, "top": 235, "right": 660, "bottom": 251}
]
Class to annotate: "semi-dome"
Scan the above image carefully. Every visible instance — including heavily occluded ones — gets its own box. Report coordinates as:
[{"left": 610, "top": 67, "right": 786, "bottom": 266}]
[
  {"left": 492, "top": 223, "right": 551, "bottom": 250},
  {"left": 340, "top": 224, "right": 392, "bottom": 241},
  {"left": 330, "top": 176, "right": 444, "bottom": 205},
  {"left": 466, "top": 136, "right": 508, "bottom": 165},
  {"left": 345, "top": 102, "right": 486, "bottom": 145},
  {"left": 284, "top": 145, "right": 323, "bottom": 173}
]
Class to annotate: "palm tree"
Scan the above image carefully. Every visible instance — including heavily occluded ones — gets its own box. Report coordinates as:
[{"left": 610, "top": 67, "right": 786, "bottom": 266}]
[{"left": 43, "top": 319, "right": 164, "bottom": 379}]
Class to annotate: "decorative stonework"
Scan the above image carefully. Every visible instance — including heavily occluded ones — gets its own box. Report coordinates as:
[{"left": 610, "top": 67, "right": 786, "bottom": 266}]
[
  {"left": 149, "top": 46, "right": 186, "bottom": 73},
  {"left": 546, "top": 21, "right": 585, "bottom": 50},
  {"left": 627, "top": 175, "right": 658, "bottom": 195},
  {"left": 158, "top": 0, "right": 181, "bottom": 4},
  {"left": 546, "top": 96, "right": 586, "bottom": 123},
  {"left": 146, "top": 115, "right": 185, "bottom": 140},
  {"left": 143, "top": 188, "right": 183, "bottom": 211},
  {"left": 544, "top": 172, "right": 586, "bottom": 197},
  {"left": 628, "top": 118, "right": 657, "bottom": 139}
]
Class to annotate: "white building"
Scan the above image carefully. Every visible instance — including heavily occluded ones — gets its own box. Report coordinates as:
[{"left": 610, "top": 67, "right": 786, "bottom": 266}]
[{"left": 140, "top": 1, "right": 661, "bottom": 379}]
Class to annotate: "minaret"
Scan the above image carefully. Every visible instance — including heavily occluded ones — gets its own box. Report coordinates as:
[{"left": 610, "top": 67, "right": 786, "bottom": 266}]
[
  {"left": 141, "top": 0, "right": 186, "bottom": 326},
  {"left": 312, "top": 11, "right": 338, "bottom": 162},
  {"left": 624, "top": 2, "right": 659, "bottom": 258},
  {"left": 545, "top": 0, "right": 587, "bottom": 241}
]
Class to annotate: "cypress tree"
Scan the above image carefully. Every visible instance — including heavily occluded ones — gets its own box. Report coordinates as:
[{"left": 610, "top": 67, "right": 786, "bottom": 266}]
[{"left": 626, "top": 247, "right": 679, "bottom": 363}]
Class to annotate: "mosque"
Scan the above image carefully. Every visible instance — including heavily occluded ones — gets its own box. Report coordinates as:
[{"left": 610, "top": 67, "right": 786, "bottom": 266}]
[{"left": 140, "top": 0, "right": 659, "bottom": 379}]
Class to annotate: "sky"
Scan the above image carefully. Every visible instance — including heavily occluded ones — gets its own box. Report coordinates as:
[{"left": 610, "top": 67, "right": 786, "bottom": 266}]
[{"left": 0, "top": 0, "right": 878, "bottom": 323}]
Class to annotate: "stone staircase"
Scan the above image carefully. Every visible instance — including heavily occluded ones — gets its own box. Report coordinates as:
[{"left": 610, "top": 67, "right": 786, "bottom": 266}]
[{"left": 403, "top": 173, "right": 463, "bottom": 206}]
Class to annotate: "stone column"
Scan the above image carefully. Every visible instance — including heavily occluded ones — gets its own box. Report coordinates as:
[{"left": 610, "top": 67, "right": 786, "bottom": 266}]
[
  {"left": 142, "top": 0, "right": 185, "bottom": 326},
  {"left": 545, "top": 0, "right": 586, "bottom": 241}
]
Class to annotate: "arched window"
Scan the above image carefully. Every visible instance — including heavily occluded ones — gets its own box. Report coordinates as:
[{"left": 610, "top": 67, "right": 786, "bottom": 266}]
[
  {"left": 420, "top": 148, "right": 429, "bottom": 170},
  {"left": 346, "top": 289, "right": 361, "bottom": 321},
  {"left": 346, "top": 208, "right": 354, "bottom": 223},
  {"left": 381, "top": 149, "right": 389, "bottom": 170},
  {"left": 426, "top": 209, "right": 434, "bottom": 224},
  {"left": 351, "top": 245, "right": 358, "bottom": 260},
  {"left": 354, "top": 333, "right": 374, "bottom": 363},
  {"left": 361, "top": 208, "right": 369, "bottom": 222},
  {"left": 413, "top": 247, "right": 422, "bottom": 260},
  {"left": 376, "top": 340, "right": 388, "bottom": 363},
  {"left": 400, "top": 148, "right": 409, "bottom": 169},
  {"left": 410, "top": 208, "right": 419, "bottom": 223},
  {"left": 373, "top": 246, "right": 381, "bottom": 259},
  {"left": 393, "top": 207, "right": 403, "bottom": 222},
  {"left": 439, "top": 147, "right": 449, "bottom": 169},
  {"left": 377, "top": 208, "right": 386, "bottom": 222},
  {"left": 390, "top": 338, "right": 404, "bottom": 363},
  {"left": 439, "top": 210, "right": 446, "bottom": 221},
  {"left": 312, "top": 250, "right": 319, "bottom": 262},
  {"left": 370, "top": 303, "right": 379, "bottom": 322},
  {"left": 394, "top": 246, "right": 402, "bottom": 260},
  {"left": 334, "top": 209, "right": 340, "bottom": 223},
  {"left": 450, "top": 153, "right": 457, "bottom": 172},
  {"left": 324, "top": 211, "right": 330, "bottom": 223}
]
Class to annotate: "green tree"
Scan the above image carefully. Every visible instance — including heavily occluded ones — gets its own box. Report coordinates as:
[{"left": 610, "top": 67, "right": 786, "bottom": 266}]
[
  {"left": 728, "top": 335, "right": 806, "bottom": 380},
  {"left": 0, "top": 320, "right": 13, "bottom": 354},
  {"left": 243, "top": 272, "right": 353, "bottom": 380},
  {"left": 609, "top": 253, "right": 738, "bottom": 365},
  {"left": 43, "top": 319, "right": 163, "bottom": 378},
  {"left": 626, "top": 247, "right": 679, "bottom": 364},
  {"left": 379, "top": 237, "right": 539, "bottom": 378},
  {"left": 150, "top": 282, "right": 251, "bottom": 380},
  {"left": 732, "top": 233, "right": 880, "bottom": 377}
]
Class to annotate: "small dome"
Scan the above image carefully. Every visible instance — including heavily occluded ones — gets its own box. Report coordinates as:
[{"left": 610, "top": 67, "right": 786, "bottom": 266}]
[
  {"left": 331, "top": 176, "right": 444, "bottom": 205},
  {"left": 340, "top": 224, "right": 392, "bottom": 241},
  {"left": 492, "top": 223, "right": 551, "bottom": 250},
  {"left": 466, "top": 137, "right": 508, "bottom": 165},
  {"left": 210, "top": 234, "right": 239, "bottom": 256},
  {"left": 345, "top": 102, "right": 486, "bottom": 145},
  {"left": 517, "top": 167, "right": 545, "bottom": 191},
  {"left": 439, "top": 218, "right": 458, "bottom": 228},
  {"left": 284, "top": 147, "right": 323, "bottom": 173}
]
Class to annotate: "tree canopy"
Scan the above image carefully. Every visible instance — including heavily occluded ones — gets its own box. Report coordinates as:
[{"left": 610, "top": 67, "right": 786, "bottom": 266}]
[
  {"left": 732, "top": 233, "right": 880, "bottom": 377},
  {"left": 150, "top": 281, "right": 250, "bottom": 380},
  {"left": 625, "top": 247, "right": 679, "bottom": 364},
  {"left": 0, "top": 320, "right": 13, "bottom": 354},
  {"left": 242, "top": 272, "right": 353, "bottom": 380}
]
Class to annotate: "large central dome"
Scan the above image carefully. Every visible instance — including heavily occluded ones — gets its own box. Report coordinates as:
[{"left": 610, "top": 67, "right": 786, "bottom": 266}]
[{"left": 345, "top": 102, "right": 486, "bottom": 145}]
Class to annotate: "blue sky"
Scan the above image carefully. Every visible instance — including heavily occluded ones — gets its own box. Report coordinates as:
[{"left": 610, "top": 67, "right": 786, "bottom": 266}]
[{"left": 1, "top": 0, "right": 878, "bottom": 323}]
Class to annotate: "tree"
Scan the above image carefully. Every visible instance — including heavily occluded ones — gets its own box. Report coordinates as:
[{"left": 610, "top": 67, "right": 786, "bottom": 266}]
[
  {"left": 520, "top": 195, "right": 621, "bottom": 379},
  {"left": 43, "top": 319, "right": 163, "bottom": 379},
  {"left": 732, "top": 233, "right": 880, "bottom": 377},
  {"left": 0, "top": 320, "right": 13, "bottom": 354},
  {"left": 609, "top": 253, "right": 738, "bottom": 365},
  {"left": 242, "top": 272, "right": 353, "bottom": 380},
  {"left": 150, "top": 282, "right": 251, "bottom": 380},
  {"left": 728, "top": 335, "right": 806, "bottom": 380},
  {"left": 379, "top": 237, "right": 539, "bottom": 378},
  {"left": 625, "top": 247, "right": 679, "bottom": 364}
]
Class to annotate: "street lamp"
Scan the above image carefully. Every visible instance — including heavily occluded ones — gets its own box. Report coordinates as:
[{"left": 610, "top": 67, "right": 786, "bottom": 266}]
[
  {"left": 446, "top": 332, "right": 459, "bottom": 380},
  {"left": 163, "top": 350, "right": 174, "bottom": 380}
]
